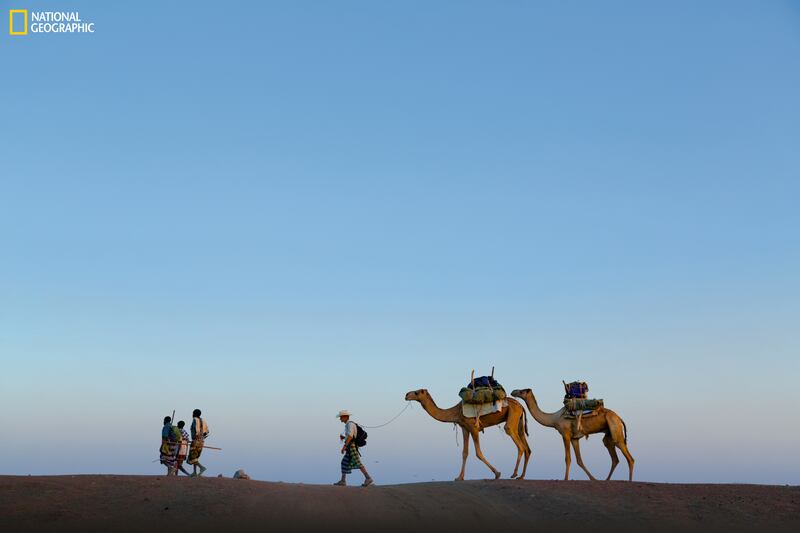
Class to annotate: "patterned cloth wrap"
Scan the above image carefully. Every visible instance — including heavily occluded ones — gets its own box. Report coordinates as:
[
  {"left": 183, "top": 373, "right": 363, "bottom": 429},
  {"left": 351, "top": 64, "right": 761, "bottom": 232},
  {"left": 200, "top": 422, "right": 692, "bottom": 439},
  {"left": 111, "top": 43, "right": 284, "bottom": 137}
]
[
  {"left": 160, "top": 426, "right": 180, "bottom": 469},
  {"left": 340, "top": 441, "right": 363, "bottom": 475},
  {"left": 177, "top": 428, "right": 190, "bottom": 460},
  {"left": 188, "top": 437, "right": 204, "bottom": 465}
]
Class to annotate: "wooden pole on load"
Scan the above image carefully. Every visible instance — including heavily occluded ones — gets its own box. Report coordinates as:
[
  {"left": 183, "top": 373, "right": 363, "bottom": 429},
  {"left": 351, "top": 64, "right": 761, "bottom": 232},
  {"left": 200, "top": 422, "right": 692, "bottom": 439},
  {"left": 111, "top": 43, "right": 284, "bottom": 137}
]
[
  {"left": 469, "top": 369, "right": 481, "bottom": 432},
  {"left": 491, "top": 366, "right": 494, "bottom": 379}
]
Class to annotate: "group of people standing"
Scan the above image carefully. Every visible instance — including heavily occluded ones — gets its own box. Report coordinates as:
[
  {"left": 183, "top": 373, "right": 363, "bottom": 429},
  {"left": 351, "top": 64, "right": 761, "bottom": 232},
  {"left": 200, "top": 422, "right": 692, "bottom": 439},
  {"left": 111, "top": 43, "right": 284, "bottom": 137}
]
[{"left": 160, "top": 409, "right": 209, "bottom": 477}]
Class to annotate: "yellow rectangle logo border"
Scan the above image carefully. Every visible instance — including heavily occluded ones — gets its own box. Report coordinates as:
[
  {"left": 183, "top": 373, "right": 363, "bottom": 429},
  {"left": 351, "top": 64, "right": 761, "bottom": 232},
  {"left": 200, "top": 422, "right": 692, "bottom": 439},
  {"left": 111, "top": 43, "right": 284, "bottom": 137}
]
[{"left": 9, "top": 9, "right": 28, "bottom": 35}]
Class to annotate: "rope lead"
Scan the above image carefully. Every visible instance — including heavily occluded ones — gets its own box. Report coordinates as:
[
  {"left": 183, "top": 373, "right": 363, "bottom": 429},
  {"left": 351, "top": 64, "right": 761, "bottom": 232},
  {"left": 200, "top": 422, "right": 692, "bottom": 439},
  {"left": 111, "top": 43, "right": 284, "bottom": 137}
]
[{"left": 360, "top": 402, "right": 412, "bottom": 429}]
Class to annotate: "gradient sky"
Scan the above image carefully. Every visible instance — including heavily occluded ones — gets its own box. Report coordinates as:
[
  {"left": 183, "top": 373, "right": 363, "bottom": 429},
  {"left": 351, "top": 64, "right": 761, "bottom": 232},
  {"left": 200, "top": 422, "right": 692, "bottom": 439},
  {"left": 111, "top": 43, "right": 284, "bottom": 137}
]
[{"left": 1, "top": 0, "right": 798, "bottom": 485}]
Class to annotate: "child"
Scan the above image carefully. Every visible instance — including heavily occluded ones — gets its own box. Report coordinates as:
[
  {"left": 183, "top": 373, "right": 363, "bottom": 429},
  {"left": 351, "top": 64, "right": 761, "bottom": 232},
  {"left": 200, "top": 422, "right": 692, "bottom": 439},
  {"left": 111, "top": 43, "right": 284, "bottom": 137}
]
[{"left": 175, "top": 420, "right": 191, "bottom": 476}]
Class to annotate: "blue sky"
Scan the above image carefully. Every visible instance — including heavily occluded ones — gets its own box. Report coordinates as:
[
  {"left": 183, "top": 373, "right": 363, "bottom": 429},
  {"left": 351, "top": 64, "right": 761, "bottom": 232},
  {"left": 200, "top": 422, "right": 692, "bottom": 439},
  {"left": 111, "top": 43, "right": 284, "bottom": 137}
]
[{"left": 1, "top": 0, "right": 798, "bottom": 484}]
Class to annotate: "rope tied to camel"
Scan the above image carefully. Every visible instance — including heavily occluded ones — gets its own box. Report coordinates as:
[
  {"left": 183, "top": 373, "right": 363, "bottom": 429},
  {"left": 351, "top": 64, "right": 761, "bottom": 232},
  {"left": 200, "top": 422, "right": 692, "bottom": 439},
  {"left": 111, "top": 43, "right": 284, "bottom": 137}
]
[{"left": 359, "top": 402, "right": 412, "bottom": 429}]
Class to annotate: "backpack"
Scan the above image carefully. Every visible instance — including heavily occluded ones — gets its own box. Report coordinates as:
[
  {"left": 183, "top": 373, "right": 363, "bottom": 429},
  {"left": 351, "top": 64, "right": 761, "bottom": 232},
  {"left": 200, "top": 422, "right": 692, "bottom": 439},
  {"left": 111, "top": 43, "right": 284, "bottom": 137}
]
[
  {"left": 160, "top": 425, "right": 180, "bottom": 455},
  {"left": 354, "top": 424, "right": 368, "bottom": 448},
  {"left": 164, "top": 425, "right": 180, "bottom": 443}
]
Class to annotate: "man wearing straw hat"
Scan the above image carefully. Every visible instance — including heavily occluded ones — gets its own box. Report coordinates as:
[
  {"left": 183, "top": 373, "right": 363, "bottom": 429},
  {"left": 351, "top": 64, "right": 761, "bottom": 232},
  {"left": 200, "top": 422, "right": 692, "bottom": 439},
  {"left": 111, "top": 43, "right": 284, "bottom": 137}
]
[{"left": 334, "top": 410, "right": 373, "bottom": 487}]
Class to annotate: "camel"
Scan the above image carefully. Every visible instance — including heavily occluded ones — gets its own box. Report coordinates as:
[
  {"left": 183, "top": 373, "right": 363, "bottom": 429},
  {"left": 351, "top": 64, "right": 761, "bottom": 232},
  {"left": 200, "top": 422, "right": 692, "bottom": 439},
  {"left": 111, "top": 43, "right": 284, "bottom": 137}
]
[
  {"left": 510, "top": 388, "right": 634, "bottom": 481},
  {"left": 404, "top": 389, "right": 531, "bottom": 480}
]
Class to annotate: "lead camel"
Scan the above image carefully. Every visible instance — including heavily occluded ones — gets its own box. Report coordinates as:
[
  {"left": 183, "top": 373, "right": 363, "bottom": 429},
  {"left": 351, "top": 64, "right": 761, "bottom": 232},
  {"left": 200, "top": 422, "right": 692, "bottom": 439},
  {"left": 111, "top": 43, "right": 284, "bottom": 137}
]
[{"left": 405, "top": 389, "right": 531, "bottom": 480}]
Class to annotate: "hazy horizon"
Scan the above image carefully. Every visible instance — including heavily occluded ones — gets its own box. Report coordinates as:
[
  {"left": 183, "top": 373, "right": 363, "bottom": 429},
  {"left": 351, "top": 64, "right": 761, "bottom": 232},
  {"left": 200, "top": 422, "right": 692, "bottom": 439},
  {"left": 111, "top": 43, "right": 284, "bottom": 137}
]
[{"left": 2, "top": 0, "right": 799, "bottom": 485}]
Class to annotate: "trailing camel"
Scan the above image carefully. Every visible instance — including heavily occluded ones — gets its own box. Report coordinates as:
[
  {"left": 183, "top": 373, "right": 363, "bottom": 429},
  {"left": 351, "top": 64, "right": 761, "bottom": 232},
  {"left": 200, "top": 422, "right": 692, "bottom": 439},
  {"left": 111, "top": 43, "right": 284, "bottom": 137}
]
[
  {"left": 405, "top": 389, "right": 531, "bottom": 480},
  {"left": 510, "top": 388, "right": 634, "bottom": 481}
]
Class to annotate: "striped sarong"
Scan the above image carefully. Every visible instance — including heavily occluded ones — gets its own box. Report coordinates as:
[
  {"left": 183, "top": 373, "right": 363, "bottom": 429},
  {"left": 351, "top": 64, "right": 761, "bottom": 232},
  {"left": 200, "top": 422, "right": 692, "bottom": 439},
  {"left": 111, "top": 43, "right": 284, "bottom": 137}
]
[
  {"left": 187, "top": 437, "right": 204, "bottom": 465},
  {"left": 160, "top": 440, "right": 178, "bottom": 469},
  {"left": 341, "top": 442, "right": 363, "bottom": 475}
]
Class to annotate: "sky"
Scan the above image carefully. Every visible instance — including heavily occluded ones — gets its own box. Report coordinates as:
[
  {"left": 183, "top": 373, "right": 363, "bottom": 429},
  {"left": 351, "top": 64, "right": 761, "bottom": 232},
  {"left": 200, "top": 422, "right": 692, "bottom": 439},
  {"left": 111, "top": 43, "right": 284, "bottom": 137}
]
[{"left": 1, "top": 0, "right": 798, "bottom": 485}]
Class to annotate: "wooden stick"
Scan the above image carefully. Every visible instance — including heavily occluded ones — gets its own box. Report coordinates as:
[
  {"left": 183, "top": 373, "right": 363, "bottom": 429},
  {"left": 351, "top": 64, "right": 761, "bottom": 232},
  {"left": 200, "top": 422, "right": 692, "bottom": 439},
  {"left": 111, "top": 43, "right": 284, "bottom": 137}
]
[
  {"left": 471, "top": 369, "right": 475, "bottom": 389},
  {"left": 491, "top": 366, "right": 495, "bottom": 379}
]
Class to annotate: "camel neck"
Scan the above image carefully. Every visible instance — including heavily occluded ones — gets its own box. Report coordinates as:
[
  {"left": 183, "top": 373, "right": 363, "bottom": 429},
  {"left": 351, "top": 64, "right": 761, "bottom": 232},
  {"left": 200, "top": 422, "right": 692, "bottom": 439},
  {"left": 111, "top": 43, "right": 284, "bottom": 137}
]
[
  {"left": 419, "top": 396, "right": 460, "bottom": 423},
  {"left": 524, "top": 393, "right": 561, "bottom": 427}
]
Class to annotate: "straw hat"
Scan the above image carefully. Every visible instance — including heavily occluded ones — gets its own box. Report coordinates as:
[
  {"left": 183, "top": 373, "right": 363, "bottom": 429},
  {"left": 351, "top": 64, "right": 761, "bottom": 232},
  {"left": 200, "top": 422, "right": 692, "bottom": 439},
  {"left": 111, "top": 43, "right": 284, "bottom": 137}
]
[{"left": 336, "top": 410, "right": 351, "bottom": 418}]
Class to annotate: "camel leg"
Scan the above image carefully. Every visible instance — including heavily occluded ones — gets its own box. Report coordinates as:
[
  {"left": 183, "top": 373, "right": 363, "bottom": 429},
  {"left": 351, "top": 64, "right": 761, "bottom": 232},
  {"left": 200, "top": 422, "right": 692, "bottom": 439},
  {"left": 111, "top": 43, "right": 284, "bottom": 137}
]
[
  {"left": 518, "top": 415, "right": 531, "bottom": 479},
  {"left": 520, "top": 438, "right": 531, "bottom": 480},
  {"left": 607, "top": 415, "right": 635, "bottom": 481},
  {"left": 470, "top": 432, "right": 501, "bottom": 479},
  {"left": 455, "top": 427, "right": 469, "bottom": 481},
  {"left": 570, "top": 438, "right": 597, "bottom": 480},
  {"left": 562, "top": 434, "right": 572, "bottom": 480},
  {"left": 504, "top": 416, "right": 524, "bottom": 479},
  {"left": 603, "top": 433, "right": 620, "bottom": 480},
  {"left": 617, "top": 441, "right": 635, "bottom": 481}
]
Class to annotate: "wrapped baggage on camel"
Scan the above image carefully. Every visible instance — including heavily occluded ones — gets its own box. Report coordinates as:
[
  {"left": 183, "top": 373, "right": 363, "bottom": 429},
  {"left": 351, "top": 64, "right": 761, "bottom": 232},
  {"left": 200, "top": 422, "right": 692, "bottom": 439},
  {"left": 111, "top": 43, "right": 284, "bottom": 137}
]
[
  {"left": 459, "top": 373, "right": 506, "bottom": 404},
  {"left": 561, "top": 380, "right": 605, "bottom": 436},
  {"left": 563, "top": 380, "right": 589, "bottom": 399},
  {"left": 564, "top": 398, "right": 604, "bottom": 411},
  {"left": 562, "top": 380, "right": 603, "bottom": 412}
]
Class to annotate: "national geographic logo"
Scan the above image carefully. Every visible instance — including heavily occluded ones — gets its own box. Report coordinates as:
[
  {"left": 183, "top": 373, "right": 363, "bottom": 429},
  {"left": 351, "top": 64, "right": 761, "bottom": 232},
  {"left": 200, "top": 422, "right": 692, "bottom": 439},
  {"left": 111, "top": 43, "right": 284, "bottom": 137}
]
[
  {"left": 9, "top": 9, "right": 27, "bottom": 35},
  {"left": 9, "top": 9, "right": 96, "bottom": 35}
]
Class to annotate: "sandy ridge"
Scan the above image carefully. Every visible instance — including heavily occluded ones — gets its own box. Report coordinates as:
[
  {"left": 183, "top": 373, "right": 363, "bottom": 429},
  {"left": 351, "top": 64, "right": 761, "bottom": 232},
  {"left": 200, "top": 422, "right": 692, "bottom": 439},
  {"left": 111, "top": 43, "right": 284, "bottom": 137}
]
[{"left": 1, "top": 475, "right": 798, "bottom": 533}]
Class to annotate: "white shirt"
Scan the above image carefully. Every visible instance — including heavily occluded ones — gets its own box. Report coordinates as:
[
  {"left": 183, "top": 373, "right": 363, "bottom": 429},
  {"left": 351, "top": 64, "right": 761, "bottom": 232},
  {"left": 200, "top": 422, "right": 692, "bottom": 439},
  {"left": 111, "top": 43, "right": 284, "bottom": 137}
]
[{"left": 341, "top": 420, "right": 357, "bottom": 441}]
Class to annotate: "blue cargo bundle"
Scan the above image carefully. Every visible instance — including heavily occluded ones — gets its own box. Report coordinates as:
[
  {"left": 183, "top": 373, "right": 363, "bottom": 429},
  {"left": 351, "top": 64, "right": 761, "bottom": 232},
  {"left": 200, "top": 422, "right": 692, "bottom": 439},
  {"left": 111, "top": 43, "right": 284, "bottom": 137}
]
[{"left": 563, "top": 380, "right": 589, "bottom": 399}]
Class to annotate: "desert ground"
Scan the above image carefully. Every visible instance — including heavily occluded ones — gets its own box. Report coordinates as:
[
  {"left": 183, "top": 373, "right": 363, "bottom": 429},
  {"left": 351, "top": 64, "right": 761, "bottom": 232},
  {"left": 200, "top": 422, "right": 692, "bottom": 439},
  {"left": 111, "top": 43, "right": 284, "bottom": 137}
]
[{"left": 1, "top": 475, "right": 797, "bottom": 533}]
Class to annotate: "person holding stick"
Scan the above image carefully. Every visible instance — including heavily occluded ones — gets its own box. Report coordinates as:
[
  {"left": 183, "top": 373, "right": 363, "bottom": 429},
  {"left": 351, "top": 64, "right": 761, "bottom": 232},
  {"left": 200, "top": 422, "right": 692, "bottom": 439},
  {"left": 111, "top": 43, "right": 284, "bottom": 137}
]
[
  {"left": 159, "top": 416, "right": 180, "bottom": 476},
  {"left": 187, "top": 409, "right": 209, "bottom": 477}
]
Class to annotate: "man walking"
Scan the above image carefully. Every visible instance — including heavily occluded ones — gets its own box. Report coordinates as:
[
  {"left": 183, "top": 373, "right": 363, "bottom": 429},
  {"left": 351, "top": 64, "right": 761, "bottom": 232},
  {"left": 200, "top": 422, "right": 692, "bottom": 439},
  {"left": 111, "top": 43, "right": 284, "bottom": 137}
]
[
  {"left": 334, "top": 410, "right": 373, "bottom": 487},
  {"left": 175, "top": 420, "right": 192, "bottom": 476},
  {"left": 187, "top": 409, "right": 209, "bottom": 477},
  {"left": 159, "top": 416, "right": 180, "bottom": 476}
]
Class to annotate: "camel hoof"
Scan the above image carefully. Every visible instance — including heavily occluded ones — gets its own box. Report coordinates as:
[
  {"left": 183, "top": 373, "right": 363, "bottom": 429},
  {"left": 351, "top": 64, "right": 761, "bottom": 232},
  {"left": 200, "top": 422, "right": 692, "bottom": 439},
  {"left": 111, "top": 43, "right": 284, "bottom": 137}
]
[
  {"left": 454, "top": 477, "right": 464, "bottom": 482},
  {"left": 494, "top": 472, "right": 502, "bottom": 480}
]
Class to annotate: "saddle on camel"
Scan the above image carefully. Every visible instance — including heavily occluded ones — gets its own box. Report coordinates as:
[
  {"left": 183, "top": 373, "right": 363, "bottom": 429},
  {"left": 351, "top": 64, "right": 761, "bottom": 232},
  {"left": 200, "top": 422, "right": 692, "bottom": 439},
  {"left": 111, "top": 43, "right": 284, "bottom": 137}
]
[
  {"left": 562, "top": 380, "right": 604, "bottom": 438},
  {"left": 458, "top": 368, "right": 507, "bottom": 431}
]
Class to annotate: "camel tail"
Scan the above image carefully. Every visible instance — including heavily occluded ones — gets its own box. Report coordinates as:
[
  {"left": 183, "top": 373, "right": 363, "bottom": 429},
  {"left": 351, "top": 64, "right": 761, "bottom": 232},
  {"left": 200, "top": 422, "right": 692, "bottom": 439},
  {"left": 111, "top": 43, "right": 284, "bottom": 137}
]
[{"left": 622, "top": 418, "right": 628, "bottom": 444}]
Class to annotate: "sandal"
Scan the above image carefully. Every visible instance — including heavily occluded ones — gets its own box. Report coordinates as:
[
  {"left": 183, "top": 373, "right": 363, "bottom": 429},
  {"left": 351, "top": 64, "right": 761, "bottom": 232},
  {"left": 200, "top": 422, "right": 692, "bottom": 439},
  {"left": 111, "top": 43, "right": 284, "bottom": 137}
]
[
  {"left": 333, "top": 480, "right": 346, "bottom": 486},
  {"left": 361, "top": 478, "right": 374, "bottom": 487}
]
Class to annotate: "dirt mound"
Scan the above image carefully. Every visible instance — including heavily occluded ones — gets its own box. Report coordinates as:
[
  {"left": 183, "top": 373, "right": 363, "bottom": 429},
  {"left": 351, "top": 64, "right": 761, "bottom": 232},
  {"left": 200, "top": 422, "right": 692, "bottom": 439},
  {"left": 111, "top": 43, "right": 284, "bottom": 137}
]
[{"left": 1, "top": 475, "right": 797, "bottom": 533}]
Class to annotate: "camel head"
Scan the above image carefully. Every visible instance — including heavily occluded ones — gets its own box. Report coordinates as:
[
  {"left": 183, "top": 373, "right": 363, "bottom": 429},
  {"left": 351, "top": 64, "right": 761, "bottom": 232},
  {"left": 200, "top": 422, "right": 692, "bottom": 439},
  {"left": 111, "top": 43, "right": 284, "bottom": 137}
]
[
  {"left": 510, "top": 388, "right": 533, "bottom": 400},
  {"left": 405, "top": 389, "right": 430, "bottom": 402}
]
